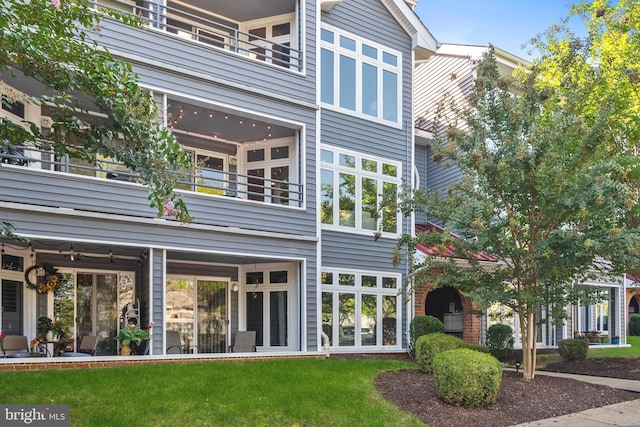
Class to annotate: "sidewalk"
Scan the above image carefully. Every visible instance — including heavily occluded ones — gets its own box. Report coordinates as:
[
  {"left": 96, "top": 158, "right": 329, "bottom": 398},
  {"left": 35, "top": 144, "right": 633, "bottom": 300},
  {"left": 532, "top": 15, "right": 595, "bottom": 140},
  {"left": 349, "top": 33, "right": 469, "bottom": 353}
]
[{"left": 513, "top": 370, "right": 640, "bottom": 427}]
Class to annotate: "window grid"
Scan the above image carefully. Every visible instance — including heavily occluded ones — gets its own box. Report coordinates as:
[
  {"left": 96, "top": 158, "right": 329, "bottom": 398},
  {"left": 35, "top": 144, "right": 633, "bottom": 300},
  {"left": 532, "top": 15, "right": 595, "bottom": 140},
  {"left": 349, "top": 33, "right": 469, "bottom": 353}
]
[
  {"left": 320, "top": 147, "right": 401, "bottom": 236},
  {"left": 320, "top": 25, "right": 402, "bottom": 126},
  {"left": 321, "top": 270, "right": 400, "bottom": 349}
]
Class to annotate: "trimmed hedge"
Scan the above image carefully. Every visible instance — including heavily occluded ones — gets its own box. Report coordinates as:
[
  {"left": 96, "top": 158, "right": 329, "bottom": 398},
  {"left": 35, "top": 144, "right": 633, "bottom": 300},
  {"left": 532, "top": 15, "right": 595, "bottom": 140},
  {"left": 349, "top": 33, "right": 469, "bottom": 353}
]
[
  {"left": 630, "top": 314, "right": 640, "bottom": 336},
  {"left": 409, "top": 315, "right": 444, "bottom": 356},
  {"left": 486, "top": 324, "right": 514, "bottom": 361},
  {"left": 415, "top": 333, "right": 466, "bottom": 374},
  {"left": 433, "top": 348, "right": 502, "bottom": 408},
  {"left": 558, "top": 338, "right": 589, "bottom": 361}
]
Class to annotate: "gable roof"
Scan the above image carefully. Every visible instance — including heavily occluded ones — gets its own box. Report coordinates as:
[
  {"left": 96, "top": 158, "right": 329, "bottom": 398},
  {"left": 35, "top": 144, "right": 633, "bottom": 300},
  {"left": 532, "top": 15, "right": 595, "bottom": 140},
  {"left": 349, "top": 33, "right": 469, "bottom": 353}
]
[
  {"left": 380, "top": 0, "right": 439, "bottom": 60},
  {"left": 415, "top": 223, "right": 497, "bottom": 262}
]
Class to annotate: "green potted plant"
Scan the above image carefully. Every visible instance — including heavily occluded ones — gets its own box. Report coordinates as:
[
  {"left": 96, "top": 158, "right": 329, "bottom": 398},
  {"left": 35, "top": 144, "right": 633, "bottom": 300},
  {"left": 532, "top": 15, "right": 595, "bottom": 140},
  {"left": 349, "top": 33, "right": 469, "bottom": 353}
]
[
  {"left": 37, "top": 316, "right": 64, "bottom": 341},
  {"left": 115, "top": 325, "right": 149, "bottom": 355}
]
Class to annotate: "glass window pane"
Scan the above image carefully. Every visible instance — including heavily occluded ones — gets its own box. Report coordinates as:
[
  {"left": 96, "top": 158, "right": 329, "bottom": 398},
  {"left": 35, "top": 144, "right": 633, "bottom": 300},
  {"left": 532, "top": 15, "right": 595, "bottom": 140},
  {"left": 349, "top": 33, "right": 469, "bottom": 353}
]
[
  {"left": 339, "top": 153, "right": 355, "bottom": 168},
  {"left": 248, "top": 169, "right": 265, "bottom": 202},
  {"left": 339, "top": 173, "right": 356, "bottom": 227},
  {"left": 383, "top": 51, "right": 397, "bottom": 66},
  {"left": 321, "top": 272, "right": 333, "bottom": 285},
  {"left": 339, "top": 273, "right": 355, "bottom": 286},
  {"left": 339, "top": 35, "right": 356, "bottom": 51},
  {"left": 246, "top": 272, "right": 264, "bottom": 285},
  {"left": 362, "top": 159, "right": 377, "bottom": 172},
  {"left": 246, "top": 291, "right": 264, "bottom": 346},
  {"left": 362, "top": 275, "right": 377, "bottom": 288},
  {"left": 197, "top": 280, "right": 227, "bottom": 353},
  {"left": 361, "top": 294, "right": 377, "bottom": 346},
  {"left": 249, "top": 27, "right": 266, "bottom": 41},
  {"left": 382, "top": 277, "right": 397, "bottom": 289},
  {"left": 382, "top": 182, "right": 398, "bottom": 233},
  {"left": 321, "top": 28, "right": 334, "bottom": 43},
  {"left": 339, "top": 55, "right": 356, "bottom": 111},
  {"left": 321, "top": 169, "right": 334, "bottom": 225},
  {"left": 382, "top": 163, "right": 398, "bottom": 177},
  {"left": 322, "top": 292, "right": 334, "bottom": 345},
  {"left": 321, "top": 48, "right": 334, "bottom": 104},
  {"left": 362, "top": 44, "right": 377, "bottom": 59},
  {"left": 271, "top": 146, "right": 289, "bottom": 160},
  {"left": 166, "top": 278, "right": 195, "bottom": 351},
  {"left": 270, "top": 291, "right": 288, "bottom": 346},
  {"left": 339, "top": 293, "right": 355, "bottom": 346},
  {"left": 321, "top": 149, "right": 334, "bottom": 164},
  {"left": 362, "top": 63, "right": 378, "bottom": 117},
  {"left": 271, "top": 165, "right": 289, "bottom": 205},
  {"left": 361, "top": 177, "right": 378, "bottom": 230},
  {"left": 1, "top": 254, "right": 23, "bottom": 271},
  {"left": 272, "top": 23, "right": 290, "bottom": 37},
  {"left": 269, "top": 271, "right": 288, "bottom": 284},
  {"left": 383, "top": 295, "right": 397, "bottom": 346},
  {"left": 383, "top": 70, "right": 398, "bottom": 122},
  {"left": 247, "top": 148, "right": 265, "bottom": 162}
]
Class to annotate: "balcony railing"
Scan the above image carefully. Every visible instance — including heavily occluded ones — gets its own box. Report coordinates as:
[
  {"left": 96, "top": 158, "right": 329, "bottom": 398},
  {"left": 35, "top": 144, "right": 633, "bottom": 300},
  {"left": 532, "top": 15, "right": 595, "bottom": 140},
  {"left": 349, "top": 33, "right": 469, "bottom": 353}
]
[
  {"left": 90, "top": 0, "right": 303, "bottom": 71},
  {"left": 1, "top": 145, "right": 303, "bottom": 207}
]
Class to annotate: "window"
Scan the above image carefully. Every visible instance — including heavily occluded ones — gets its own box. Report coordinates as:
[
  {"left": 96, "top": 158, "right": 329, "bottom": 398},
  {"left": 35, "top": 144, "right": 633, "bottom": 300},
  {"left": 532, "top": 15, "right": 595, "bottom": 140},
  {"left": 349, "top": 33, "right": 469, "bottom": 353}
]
[
  {"left": 244, "top": 140, "right": 295, "bottom": 205},
  {"left": 320, "top": 25, "right": 402, "bottom": 125},
  {"left": 320, "top": 146, "right": 401, "bottom": 235},
  {"left": 321, "top": 270, "right": 400, "bottom": 348}
]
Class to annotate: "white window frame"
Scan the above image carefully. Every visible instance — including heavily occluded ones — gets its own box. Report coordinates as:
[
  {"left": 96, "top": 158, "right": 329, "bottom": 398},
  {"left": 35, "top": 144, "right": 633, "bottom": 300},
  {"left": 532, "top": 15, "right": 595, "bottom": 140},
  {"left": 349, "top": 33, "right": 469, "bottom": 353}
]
[
  {"left": 320, "top": 145, "right": 402, "bottom": 237},
  {"left": 321, "top": 269, "right": 401, "bottom": 350},
  {"left": 320, "top": 24, "right": 402, "bottom": 127}
]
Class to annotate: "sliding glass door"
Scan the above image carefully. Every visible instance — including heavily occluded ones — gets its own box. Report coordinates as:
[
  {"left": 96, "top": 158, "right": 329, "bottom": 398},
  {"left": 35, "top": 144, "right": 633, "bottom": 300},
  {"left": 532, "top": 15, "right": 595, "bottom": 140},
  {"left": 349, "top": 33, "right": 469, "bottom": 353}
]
[{"left": 166, "top": 276, "right": 229, "bottom": 353}]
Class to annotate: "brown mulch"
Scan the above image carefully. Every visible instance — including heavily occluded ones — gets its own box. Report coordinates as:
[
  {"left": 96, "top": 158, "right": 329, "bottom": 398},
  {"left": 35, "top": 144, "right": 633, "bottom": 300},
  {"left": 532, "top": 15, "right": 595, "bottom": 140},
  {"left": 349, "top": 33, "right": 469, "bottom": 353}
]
[{"left": 342, "top": 354, "right": 640, "bottom": 427}]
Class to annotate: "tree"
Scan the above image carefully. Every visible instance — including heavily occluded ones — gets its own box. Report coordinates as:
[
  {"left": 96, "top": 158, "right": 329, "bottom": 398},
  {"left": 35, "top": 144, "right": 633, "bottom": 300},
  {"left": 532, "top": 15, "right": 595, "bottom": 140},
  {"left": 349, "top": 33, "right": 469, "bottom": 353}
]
[
  {"left": 0, "top": 0, "right": 193, "bottom": 226},
  {"left": 397, "top": 47, "right": 640, "bottom": 380}
]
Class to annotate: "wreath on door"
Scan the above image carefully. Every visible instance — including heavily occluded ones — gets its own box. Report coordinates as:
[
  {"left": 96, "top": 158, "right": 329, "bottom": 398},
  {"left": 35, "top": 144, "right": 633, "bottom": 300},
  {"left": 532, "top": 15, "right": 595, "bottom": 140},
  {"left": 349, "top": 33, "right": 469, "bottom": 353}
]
[{"left": 24, "top": 263, "right": 62, "bottom": 293}]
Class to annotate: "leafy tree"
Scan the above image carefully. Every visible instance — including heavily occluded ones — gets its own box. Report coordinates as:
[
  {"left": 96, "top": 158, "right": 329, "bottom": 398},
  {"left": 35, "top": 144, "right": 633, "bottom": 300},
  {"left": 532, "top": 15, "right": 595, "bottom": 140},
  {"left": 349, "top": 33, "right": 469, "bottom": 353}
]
[
  {"left": 397, "top": 47, "right": 640, "bottom": 380},
  {"left": 0, "top": 0, "right": 193, "bottom": 226}
]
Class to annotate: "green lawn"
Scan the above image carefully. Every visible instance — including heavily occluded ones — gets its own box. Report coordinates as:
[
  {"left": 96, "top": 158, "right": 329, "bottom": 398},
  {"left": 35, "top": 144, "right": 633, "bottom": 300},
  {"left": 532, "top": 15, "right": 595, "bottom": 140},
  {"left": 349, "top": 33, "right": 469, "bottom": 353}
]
[
  {"left": 0, "top": 359, "right": 423, "bottom": 427},
  {"left": 588, "top": 335, "right": 640, "bottom": 358}
]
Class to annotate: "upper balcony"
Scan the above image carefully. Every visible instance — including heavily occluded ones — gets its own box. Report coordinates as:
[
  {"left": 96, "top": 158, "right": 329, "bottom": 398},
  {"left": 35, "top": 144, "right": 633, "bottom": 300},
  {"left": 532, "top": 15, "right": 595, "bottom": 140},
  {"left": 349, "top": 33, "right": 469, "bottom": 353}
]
[{"left": 92, "top": 0, "right": 303, "bottom": 72}]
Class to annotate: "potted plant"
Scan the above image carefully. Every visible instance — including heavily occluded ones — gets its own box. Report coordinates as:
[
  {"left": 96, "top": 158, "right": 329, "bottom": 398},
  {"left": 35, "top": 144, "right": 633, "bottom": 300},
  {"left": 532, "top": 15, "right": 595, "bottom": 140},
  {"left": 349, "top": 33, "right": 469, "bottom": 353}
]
[
  {"left": 115, "top": 325, "right": 149, "bottom": 356},
  {"left": 611, "top": 336, "right": 620, "bottom": 345},
  {"left": 37, "top": 317, "right": 64, "bottom": 341}
]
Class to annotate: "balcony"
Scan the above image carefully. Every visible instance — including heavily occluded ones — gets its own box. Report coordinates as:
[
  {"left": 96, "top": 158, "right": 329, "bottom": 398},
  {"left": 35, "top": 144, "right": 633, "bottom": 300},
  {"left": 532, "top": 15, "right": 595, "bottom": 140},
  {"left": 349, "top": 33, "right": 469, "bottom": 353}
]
[{"left": 91, "top": 0, "right": 302, "bottom": 71}]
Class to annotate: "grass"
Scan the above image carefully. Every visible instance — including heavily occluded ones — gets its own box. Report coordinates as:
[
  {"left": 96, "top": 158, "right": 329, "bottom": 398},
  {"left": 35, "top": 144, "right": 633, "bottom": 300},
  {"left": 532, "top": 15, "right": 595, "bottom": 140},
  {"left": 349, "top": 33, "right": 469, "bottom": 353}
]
[
  {"left": 530, "top": 336, "right": 640, "bottom": 368},
  {"left": 0, "top": 359, "right": 423, "bottom": 427},
  {"left": 588, "top": 335, "right": 640, "bottom": 358}
]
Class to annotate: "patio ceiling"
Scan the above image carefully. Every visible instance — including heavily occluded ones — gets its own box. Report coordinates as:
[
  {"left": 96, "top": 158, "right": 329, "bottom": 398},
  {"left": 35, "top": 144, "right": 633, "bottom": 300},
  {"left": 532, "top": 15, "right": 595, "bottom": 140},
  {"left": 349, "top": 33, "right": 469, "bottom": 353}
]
[{"left": 172, "top": 0, "right": 296, "bottom": 22}]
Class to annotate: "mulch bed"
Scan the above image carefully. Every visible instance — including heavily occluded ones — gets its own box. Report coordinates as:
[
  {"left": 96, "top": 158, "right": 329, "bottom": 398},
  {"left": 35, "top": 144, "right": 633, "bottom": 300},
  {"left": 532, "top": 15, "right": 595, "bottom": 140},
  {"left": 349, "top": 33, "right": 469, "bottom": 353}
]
[{"left": 343, "top": 354, "right": 640, "bottom": 427}]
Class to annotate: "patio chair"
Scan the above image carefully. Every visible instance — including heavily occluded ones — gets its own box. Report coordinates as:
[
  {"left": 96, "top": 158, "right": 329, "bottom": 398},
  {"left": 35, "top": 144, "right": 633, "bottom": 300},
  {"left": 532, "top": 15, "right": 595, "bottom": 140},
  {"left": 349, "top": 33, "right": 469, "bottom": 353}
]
[
  {"left": 59, "top": 335, "right": 98, "bottom": 357},
  {"left": 229, "top": 331, "right": 256, "bottom": 353},
  {"left": 1, "top": 335, "right": 31, "bottom": 358},
  {"left": 166, "top": 330, "right": 197, "bottom": 354}
]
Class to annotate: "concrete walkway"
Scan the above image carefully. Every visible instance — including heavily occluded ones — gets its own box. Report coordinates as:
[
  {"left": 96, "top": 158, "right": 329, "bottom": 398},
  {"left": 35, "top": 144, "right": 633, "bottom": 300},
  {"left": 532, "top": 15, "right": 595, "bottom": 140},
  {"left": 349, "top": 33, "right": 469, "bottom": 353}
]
[{"left": 513, "top": 370, "right": 640, "bottom": 427}]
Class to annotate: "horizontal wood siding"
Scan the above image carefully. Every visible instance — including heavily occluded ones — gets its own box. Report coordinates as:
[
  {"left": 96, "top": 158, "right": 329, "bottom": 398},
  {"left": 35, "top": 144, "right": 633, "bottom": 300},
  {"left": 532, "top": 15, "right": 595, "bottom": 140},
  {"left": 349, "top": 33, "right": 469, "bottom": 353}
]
[
  {"left": 0, "top": 163, "right": 315, "bottom": 237},
  {"left": 93, "top": 7, "right": 316, "bottom": 105},
  {"left": 320, "top": 0, "right": 413, "bottom": 268}
]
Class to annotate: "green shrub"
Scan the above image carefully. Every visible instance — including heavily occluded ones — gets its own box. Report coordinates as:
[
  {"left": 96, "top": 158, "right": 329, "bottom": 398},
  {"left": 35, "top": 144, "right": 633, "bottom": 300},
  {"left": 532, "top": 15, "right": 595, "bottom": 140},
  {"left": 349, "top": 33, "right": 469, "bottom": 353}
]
[
  {"left": 415, "top": 333, "right": 466, "bottom": 374},
  {"left": 558, "top": 338, "right": 589, "bottom": 361},
  {"left": 630, "top": 314, "right": 640, "bottom": 336},
  {"left": 465, "top": 342, "right": 490, "bottom": 353},
  {"left": 486, "top": 324, "right": 514, "bottom": 361},
  {"left": 409, "top": 315, "right": 444, "bottom": 356},
  {"left": 432, "top": 348, "right": 502, "bottom": 408}
]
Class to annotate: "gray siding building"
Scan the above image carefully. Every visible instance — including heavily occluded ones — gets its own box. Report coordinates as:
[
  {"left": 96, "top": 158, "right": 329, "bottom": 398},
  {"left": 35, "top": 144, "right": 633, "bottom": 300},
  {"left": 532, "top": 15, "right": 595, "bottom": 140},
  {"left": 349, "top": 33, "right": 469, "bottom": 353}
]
[{"left": 0, "top": 0, "right": 436, "bottom": 359}]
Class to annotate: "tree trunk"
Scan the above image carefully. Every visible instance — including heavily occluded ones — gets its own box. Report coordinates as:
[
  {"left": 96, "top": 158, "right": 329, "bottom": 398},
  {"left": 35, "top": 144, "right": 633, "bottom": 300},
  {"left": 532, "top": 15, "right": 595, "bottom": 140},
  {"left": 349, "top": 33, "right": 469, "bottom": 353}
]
[{"left": 519, "top": 312, "right": 537, "bottom": 380}]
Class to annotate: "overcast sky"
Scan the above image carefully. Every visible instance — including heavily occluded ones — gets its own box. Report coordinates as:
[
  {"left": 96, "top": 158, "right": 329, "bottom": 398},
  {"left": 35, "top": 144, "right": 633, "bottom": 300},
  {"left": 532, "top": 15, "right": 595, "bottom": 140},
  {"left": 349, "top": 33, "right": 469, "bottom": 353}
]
[{"left": 414, "top": 1, "right": 583, "bottom": 59}]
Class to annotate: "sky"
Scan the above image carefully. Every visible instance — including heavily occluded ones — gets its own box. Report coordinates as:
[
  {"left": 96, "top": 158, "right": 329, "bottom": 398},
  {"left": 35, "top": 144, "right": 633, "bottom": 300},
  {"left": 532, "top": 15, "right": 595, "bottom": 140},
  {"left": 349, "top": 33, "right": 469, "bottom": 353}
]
[{"left": 414, "top": 1, "right": 583, "bottom": 59}]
